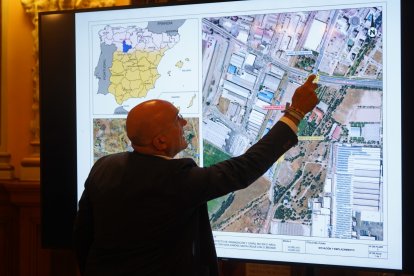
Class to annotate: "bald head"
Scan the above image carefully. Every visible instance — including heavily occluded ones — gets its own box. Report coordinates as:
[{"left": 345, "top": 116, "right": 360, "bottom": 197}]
[
  {"left": 126, "top": 99, "right": 188, "bottom": 157},
  {"left": 126, "top": 99, "right": 177, "bottom": 147}
]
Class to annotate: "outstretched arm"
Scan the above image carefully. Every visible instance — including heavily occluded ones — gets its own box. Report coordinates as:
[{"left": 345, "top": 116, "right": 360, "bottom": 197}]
[{"left": 176, "top": 75, "right": 319, "bottom": 205}]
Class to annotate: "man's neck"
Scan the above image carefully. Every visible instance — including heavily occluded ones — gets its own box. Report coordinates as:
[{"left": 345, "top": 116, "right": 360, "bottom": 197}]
[{"left": 132, "top": 145, "right": 173, "bottom": 159}]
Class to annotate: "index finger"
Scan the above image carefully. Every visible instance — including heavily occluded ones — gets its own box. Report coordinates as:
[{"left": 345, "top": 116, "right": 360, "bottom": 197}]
[{"left": 305, "top": 74, "right": 316, "bottom": 85}]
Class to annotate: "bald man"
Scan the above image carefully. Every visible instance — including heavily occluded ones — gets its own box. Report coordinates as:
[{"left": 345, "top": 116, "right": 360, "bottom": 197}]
[{"left": 74, "top": 76, "right": 319, "bottom": 276}]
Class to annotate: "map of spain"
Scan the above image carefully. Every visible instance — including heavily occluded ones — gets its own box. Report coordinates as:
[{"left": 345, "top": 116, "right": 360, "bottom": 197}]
[{"left": 94, "top": 20, "right": 185, "bottom": 104}]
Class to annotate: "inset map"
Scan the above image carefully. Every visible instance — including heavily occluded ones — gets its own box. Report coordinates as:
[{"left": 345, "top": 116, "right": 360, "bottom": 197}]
[
  {"left": 93, "top": 117, "right": 200, "bottom": 165},
  {"left": 94, "top": 118, "right": 131, "bottom": 162},
  {"left": 92, "top": 18, "right": 199, "bottom": 115}
]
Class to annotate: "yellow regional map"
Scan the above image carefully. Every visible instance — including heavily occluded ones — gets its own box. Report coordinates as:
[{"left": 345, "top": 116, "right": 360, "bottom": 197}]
[
  {"left": 109, "top": 49, "right": 167, "bottom": 104},
  {"left": 95, "top": 20, "right": 186, "bottom": 104}
]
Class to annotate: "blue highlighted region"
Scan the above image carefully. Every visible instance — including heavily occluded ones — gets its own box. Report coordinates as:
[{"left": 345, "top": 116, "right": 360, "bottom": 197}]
[
  {"left": 227, "top": 64, "right": 237, "bottom": 74},
  {"left": 122, "top": 40, "right": 132, "bottom": 53},
  {"left": 257, "top": 90, "right": 274, "bottom": 103}
]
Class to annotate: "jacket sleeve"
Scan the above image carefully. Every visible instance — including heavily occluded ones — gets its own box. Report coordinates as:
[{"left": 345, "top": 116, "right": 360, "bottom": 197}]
[{"left": 175, "top": 120, "right": 298, "bottom": 206}]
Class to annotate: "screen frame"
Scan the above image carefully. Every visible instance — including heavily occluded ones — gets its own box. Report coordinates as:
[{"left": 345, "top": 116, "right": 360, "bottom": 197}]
[
  {"left": 38, "top": 0, "right": 412, "bottom": 272},
  {"left": 39, "top": 11, "right": 77, "bottom": 249}
]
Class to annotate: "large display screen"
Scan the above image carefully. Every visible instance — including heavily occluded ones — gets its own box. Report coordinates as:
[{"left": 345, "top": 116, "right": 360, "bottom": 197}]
[{"left": 40, "top": 0, "right": 405, "bottom": 271}]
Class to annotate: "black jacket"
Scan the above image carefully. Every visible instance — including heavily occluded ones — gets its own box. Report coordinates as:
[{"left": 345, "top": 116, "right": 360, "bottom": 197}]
[{"left": 73, "top": 121, "right": 298, "bottom": 276}]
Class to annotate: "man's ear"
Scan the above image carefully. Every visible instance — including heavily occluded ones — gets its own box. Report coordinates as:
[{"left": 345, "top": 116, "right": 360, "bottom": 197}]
[{"left": 152, "top": 135, "right": 168, "bottom": 151}]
